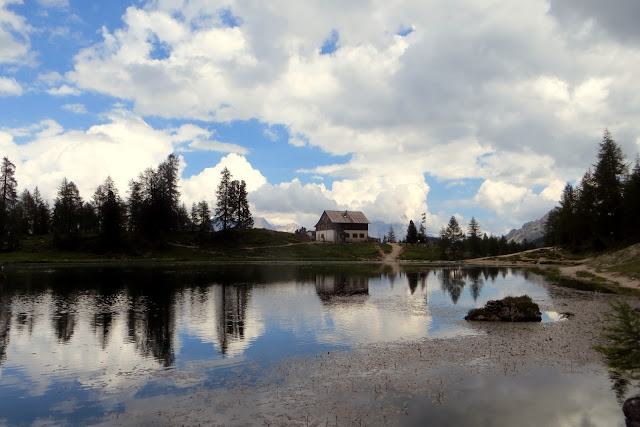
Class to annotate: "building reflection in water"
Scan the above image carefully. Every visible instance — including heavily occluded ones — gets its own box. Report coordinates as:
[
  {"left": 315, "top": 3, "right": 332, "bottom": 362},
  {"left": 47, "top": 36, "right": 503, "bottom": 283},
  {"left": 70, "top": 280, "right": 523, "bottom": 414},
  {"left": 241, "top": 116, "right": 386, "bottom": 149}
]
[{"left": 314, "top": 274, "right": 369, "bottom": 303}]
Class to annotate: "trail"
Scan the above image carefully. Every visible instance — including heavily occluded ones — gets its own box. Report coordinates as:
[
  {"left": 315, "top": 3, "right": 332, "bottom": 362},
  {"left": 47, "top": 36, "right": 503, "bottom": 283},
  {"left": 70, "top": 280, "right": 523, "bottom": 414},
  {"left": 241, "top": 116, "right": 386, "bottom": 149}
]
[{"left": 382, "top": 243, "right": 403, "bottom": 263}]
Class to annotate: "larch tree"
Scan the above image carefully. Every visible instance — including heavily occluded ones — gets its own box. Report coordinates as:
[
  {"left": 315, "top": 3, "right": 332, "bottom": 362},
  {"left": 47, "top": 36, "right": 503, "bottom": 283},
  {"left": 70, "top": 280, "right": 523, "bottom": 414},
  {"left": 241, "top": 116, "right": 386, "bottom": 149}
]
[
  {"left": 387, "top": 226, "right": 397, "bottom": 243},
  {"left": 467, "top": 217, "right": 482, "bottom": 257},
  {"left": 440, "top": 216, "right": 465, "bottom": 259},
  {"left": 624, "top": 157, "right": 640, "bottom": 242},
  {"left": 233, "top": 180, "right": 253, "bottom": 229},
  {"left": 52, "top": 178, "right": 84, "bottom": 241},
  {"left": 214, "top": 167, "right": 234, "bottom": 231},
  {"left": 196, "top": 200, "right": 212, "bottom": 232},
  {"left": 0, "top": 158, "right": 19, "bottom": 249},
  {"left": 593, "top": 129, "right": 627, "bottom": 244}
]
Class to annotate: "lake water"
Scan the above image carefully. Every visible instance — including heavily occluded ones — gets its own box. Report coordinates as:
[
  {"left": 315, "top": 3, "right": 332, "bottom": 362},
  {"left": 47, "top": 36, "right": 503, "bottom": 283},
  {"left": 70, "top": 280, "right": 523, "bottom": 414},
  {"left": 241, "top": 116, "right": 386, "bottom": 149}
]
[{"left": 0, "top": 264, "right": 627, "bottom": 425}]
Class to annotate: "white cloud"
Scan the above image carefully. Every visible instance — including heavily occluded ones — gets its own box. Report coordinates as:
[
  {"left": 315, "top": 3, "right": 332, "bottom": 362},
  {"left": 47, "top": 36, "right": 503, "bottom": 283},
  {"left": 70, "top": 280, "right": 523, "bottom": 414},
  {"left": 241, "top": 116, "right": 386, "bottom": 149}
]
[
  {"left": 62, "top": 103, "right": 87, "bottom": 114},
  {"left": 36, "top": 0, "right": 68, "bottom": 8},
  {"left": 46, "top": 84, "right": 81, "bottom": 96},
  {"left": 181, "top": 153, "right": 267, "bottom": 209},
  {"left": 0, "top": 0, "right": 31, "bottom": 65},
  {"left": 263, "top": 128, "right": 278, "bottom": 142},
  {"left": 0, "top": 75, "right": 22, "bottom": 96},
  {"left": 38, "top": 71, "right": 64, "bottom": 86},
  {"left": 19, "top": 0, "right": 640, "bottom": 230},
  {"left": 186, "top": 140, "right": 248, "bottom": 154},
  {"left": 473, "top": 179, "right": 562, "bottom": 232},
  {"left": 4, "top": 114, "right": 229, "bottom": 203}
]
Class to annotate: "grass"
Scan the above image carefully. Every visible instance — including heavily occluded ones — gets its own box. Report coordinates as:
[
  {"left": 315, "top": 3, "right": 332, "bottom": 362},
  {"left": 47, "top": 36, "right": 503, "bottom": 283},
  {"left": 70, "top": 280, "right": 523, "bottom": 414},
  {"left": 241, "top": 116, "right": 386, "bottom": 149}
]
[
  {"left": 576, "top": 270, "right": 608, "bottom": 283},
  {"left": 588, "top": 243, "right": 640, "bottom": 280},
  {"left": 528, "top": 266, "right": 640, "bottom": 296},
  {"left": 398, "top": 244, "right": 441, "bottom": 261},
  {"left": 2, "top": 230, "right": 389, "bottom": 263},
  {"left": 378, "top": 243, "right": 393, "bottom": 254}
]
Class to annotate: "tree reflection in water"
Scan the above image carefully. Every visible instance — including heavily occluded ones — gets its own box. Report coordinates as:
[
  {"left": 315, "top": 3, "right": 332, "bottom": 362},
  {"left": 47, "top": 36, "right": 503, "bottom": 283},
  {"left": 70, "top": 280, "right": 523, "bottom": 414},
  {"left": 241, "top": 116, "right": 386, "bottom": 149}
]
[
  {"left": 215, "top": 284, "right": 250, "bottom": 356},
  {"left": 439, "top": 269, "right": 466, "bottom": 304}
]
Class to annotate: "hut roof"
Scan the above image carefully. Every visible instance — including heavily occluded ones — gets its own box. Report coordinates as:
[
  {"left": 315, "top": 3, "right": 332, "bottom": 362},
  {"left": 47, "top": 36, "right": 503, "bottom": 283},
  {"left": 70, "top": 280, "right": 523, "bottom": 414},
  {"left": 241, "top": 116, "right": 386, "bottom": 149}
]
[{"left": 318, "top": 210, "right": 370, "bottom": 225}]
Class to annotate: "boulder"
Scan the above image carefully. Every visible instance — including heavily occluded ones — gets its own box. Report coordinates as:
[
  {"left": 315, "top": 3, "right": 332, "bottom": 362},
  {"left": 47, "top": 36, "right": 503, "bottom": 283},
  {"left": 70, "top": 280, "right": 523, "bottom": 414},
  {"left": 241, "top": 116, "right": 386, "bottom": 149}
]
[
  {"left": 624, "top": 394, "right": 640, "bottom": 427},
  {"left": 465, "top": 295, "right": 542, "bottom": 322}
]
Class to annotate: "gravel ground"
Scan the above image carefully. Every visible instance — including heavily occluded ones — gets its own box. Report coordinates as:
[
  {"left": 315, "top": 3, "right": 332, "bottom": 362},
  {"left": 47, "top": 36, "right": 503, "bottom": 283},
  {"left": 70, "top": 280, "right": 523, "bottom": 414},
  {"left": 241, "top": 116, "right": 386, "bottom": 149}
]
[{"left": 99, "top": 285, "right": 639, "bottom": 426}]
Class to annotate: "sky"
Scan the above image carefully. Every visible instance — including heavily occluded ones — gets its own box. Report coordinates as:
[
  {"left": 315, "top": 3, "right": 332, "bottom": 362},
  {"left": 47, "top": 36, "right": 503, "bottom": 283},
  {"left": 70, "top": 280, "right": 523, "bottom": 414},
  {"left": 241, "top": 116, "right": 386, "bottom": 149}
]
[{"left": 1, "top": 0, "right": 640, "bottom": 236}]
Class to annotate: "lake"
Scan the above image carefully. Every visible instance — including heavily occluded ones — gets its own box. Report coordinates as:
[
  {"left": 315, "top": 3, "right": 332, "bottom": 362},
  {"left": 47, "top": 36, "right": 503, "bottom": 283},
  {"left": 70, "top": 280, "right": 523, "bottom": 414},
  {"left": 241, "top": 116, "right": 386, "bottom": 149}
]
[{"left": 0, "top": 263, "right": 631, "bottom": 425}]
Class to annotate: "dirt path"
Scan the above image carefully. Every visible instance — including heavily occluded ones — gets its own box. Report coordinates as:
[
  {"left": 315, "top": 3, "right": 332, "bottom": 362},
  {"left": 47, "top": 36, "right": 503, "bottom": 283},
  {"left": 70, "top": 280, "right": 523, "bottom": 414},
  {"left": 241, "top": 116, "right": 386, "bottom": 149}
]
[{"left": 383, "top": 243, "right": 403, "bottom": 262}]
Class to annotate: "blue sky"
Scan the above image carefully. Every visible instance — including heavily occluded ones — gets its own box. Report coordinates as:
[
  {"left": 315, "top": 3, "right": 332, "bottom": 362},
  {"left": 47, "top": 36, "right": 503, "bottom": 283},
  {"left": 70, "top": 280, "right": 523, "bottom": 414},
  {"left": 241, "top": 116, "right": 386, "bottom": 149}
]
[{"left": 2, "top": 0, "right": 640, "bottom": 235}]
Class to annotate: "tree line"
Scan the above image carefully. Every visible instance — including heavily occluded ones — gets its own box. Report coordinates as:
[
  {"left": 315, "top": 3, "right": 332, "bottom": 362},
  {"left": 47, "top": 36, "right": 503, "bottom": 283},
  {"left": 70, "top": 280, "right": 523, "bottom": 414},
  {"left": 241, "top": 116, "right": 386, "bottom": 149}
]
[
  {"left": 545, "top": 129, "right": 640, "bottom": 250},
  {"left": 384, "top": 216, "right": 535, "bottom": 260},
  {"left": 0, "top": 154, "right": 253, "bottom": 251}
]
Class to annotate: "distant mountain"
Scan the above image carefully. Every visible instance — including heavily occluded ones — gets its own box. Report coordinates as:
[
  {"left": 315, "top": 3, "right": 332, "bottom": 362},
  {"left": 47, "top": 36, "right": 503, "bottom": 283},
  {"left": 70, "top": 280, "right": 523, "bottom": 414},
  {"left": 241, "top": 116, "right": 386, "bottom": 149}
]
[
  {"left": 505, "top": 211, "right": 550, "bottom": 245},
  {"left": 253, "top": 217, "right": 300, "bottom": 233}
]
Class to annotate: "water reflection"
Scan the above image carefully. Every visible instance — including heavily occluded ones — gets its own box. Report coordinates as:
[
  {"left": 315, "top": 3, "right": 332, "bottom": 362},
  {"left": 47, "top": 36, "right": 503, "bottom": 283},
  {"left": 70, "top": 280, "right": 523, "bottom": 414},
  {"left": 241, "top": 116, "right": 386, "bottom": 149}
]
[
  {"left": 406, "top": 271, "right": 427, "bottom": 295},
  {"left": 0, "top": 264, "right": 567, "bottom": 425},
  {"left": 215, "top": 285, "right": 250, "bottom": 356},
  {"left": 315, "top": 274, "right": 369, "bottom": 303}
]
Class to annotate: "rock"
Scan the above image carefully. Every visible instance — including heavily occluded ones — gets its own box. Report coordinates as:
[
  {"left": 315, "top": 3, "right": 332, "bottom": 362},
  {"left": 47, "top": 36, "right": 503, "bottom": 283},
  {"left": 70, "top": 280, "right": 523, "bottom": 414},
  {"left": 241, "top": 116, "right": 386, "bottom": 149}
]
[
  {"left": 624, "top": 395, "right": 640, "bottom": 427},
  {"left": 465, "top": 295, "right": 542, "bottom": 322}
]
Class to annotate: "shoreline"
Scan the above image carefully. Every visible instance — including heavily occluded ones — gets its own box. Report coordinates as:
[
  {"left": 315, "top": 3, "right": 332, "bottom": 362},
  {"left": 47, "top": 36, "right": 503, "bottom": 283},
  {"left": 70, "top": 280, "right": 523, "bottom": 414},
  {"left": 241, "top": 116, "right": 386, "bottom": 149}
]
[{"left": 97, "top": 283, "right": 640, "bottom": 426}]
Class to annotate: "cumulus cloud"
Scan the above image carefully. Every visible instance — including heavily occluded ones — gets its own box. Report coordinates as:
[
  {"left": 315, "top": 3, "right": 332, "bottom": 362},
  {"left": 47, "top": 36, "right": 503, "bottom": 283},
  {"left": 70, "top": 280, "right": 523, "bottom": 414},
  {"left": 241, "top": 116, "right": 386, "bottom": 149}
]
[
  {"left": 7, "top": 0, "right": 640, "bottom": 233},
  {"left": 0, "top": 0, "right": 31, "bottom": 64},
  {"left": 46, "top": 84, "right": 81, "bottom": 96},
  {"left": 181, "top": 153, "right": 267, "bottom": 209},
  {"left": 0, "top": 76, "right": 22, "bottom": 96},
  {"left": 250, "top": 179, "right": 341, "bottom": 227},
  {"left": 473, "top": 179, "right": 564, "bottom": 233},
  {"left": 3, "top": 114, "right": 257, "bottom": 205}
]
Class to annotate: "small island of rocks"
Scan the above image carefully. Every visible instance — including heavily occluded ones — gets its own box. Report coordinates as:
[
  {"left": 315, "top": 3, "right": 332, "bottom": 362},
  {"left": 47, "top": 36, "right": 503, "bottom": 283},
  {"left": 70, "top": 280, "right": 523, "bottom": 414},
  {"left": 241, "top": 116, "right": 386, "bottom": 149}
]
[{"left": 465, "top": 295, "right": 542, "bottom": 322}]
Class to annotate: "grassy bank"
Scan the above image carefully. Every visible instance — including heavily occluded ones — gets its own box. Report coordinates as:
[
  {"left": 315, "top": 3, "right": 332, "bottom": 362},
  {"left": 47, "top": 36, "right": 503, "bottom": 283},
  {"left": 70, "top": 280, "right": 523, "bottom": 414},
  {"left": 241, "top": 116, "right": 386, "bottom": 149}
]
[
  {"left": 528, "top": 266, "right": 640, "bottom": 296},
  {"left": 0, "top": 230, "right": 393, "bottom": 263}
]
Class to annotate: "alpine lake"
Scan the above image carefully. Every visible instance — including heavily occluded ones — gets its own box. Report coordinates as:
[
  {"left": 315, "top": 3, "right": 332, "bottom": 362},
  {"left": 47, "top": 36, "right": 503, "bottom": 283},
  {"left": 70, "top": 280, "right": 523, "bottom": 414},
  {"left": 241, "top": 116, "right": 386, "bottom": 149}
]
[{"left": 0, "top": 263, "right": 636, "bottom": 426}]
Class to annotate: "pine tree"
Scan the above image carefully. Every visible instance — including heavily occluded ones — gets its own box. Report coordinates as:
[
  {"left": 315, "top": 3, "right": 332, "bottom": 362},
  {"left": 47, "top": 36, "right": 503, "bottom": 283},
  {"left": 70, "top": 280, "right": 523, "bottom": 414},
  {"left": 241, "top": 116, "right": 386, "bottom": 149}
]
[
  {"left": 440, "top": 216, "right": 465, "bottom": 259},
  {"left": 406, "top": 220, "right": 418, "bottom": 244},
  {"left": 52, "top": 178, "right": 84, "bottom": 243},
  {"left": 32, "top": 187, "right": 49, "bottom": 234},
  {"left": 0, "top": 157, "right": 18, "bottom": 248},
  {"left": 233, "top": 180, "right": 253, "bottom": 229},
  {"left": 127, "top": 179, "right": 144, "bottom": 233},
  {"left": 624, "top": 156, "right": 640, "bottom": 242},
  {"left": 467, "top": 217, "right": 482, "bottom": 257},
  {"left": 0, "top": 157, "right": 18, "bottom": 208},
  {"left": 100, "top": 190, "right": 124, "bottom": 249},
  {"left": 387, "top": 226, "right": 397, "bottom": 243},
  {"left": 575, "top": 169, "right": 598, "bottom": 247},
  {"left": 196, "top": 200, "right": 212, "bottom": 232},
  {"left": 93, "top": 177, "right": 124, "bottom": 235},
  {"left": 214, "top": 167, "right": 234, "bottom": 231},
  {"left": 157, "top": 154, "right": 181, "bottom": 232},
  {"left": 190, "top": 202, "right": 198, "bottom": 232},
  {"left": 593, "top": 129, "right": 628, "bottom": 245}
]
